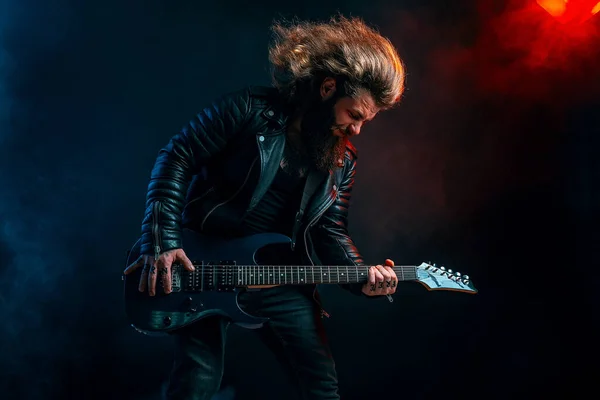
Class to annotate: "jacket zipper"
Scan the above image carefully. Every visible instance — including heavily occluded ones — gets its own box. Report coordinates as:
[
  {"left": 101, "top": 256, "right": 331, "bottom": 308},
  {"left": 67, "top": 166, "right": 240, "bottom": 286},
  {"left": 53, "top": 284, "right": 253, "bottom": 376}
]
[
  {"left": 152, "top": 201, "right": 162, "bottom": 260},
  {"left": 304, "top": 190, "right": 338, "bottom": 319},
  {"left": 200, "top": 156, "right": 259, "bottom": 231}
]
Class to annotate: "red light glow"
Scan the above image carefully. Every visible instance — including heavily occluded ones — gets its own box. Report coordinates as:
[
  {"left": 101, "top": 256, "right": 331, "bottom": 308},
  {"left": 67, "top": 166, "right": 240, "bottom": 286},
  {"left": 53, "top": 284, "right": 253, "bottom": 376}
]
[{"left": 537, "top": 0, "right": 600, "bottom": 23}]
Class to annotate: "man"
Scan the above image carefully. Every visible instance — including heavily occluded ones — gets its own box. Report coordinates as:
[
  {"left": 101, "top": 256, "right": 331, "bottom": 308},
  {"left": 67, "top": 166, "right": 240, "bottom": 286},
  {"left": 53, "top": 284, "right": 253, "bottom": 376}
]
[{"left": 124, "top": 15, "right": 405, "bottom": 400}]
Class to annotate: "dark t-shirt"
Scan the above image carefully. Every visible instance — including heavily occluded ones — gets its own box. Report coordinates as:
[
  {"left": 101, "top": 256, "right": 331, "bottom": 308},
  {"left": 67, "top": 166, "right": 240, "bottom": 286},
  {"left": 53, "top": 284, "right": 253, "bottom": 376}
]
[{"left": 239, "top": 165, "right": 307, "bottom": 237}]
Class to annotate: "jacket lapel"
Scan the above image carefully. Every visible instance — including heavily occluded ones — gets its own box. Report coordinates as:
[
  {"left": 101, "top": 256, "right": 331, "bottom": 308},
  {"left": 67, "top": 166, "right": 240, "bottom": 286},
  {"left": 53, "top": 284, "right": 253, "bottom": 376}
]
[
  {"left": 304, "top": 169, "right": 340, "bottom": 225},
  {"left": 247, "top": 129, "right": 286, "bottom": 210}
]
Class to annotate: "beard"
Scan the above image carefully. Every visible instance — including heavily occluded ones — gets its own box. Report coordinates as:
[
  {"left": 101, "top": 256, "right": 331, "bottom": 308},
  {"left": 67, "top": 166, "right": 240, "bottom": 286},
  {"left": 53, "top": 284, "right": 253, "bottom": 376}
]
[{"left": 299, "top": 94, "right": 348, "bottom": 172}]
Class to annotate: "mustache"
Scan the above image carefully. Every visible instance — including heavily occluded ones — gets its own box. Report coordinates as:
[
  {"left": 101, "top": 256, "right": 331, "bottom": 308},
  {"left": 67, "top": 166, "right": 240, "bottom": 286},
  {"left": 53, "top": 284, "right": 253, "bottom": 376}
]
[{"left": 331, "top": 124, "right": 350, "bottom": 137}]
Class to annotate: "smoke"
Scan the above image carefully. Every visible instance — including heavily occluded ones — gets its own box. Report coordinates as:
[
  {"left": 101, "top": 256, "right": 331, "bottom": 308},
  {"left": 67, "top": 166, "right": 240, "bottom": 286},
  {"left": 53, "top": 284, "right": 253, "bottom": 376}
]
[
  {"left": 346, "top": 0, "right": 600, "bottom": 259},
  {"left": 0, "top": 1, "right": 81, "bottom": 397},
  {"left": 471, "top": 0, "right": 600, "bottom": 101},
  {"left": 0, "top": 1, "right": 145, "bottom": 398}
]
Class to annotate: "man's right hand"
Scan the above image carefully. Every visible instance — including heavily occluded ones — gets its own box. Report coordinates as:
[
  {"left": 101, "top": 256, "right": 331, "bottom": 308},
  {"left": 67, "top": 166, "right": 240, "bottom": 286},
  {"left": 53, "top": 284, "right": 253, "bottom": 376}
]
[{"left": 123, "top": 248, "right": 195, "bottom": 296}]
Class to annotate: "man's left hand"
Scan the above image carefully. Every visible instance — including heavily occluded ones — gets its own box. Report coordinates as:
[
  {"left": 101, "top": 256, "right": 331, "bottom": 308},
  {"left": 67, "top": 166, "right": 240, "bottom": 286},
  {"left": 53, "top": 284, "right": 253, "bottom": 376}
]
[{"left": 361, "top": 259, "right": 398, "bottom": 297}]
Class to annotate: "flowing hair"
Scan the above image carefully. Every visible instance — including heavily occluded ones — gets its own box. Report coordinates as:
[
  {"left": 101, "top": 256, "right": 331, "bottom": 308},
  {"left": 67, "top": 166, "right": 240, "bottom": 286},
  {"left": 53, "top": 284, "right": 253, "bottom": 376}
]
[{"left": 268, "top": 15, "right": 405, "bottom": 109}]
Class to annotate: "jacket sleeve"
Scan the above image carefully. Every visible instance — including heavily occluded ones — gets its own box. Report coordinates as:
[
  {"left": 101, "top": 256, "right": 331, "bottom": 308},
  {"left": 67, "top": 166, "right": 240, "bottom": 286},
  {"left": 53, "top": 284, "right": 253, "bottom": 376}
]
[
  {"left": 310, "top": 154, "right": 377, "bottom": 298},
  {"left": 139, "top": 87, "right": 251, "bottom": 257}
]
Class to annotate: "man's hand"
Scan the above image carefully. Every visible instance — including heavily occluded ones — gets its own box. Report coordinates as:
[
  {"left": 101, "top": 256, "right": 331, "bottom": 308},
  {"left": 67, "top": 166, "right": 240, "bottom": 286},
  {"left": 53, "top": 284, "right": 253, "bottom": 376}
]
[
  {"left": 123, "top": 248, "right": 195, "bottom": 296},
  {"left": 361, "top": 259, "right": 398, "bottom": 297}
]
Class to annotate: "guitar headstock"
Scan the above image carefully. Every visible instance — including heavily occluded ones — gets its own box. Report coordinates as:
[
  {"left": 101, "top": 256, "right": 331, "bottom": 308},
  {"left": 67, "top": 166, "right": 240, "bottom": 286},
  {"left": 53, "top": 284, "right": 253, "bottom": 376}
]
[{"left": 416, "top": 262, "right": 477, "bottom": 294}]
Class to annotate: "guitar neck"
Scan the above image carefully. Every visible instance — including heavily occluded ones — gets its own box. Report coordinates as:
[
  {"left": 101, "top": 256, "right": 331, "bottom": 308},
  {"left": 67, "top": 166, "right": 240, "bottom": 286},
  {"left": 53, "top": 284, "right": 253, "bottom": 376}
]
[{"left": 227, "top": 265, "right": 418, "bottom": 286}]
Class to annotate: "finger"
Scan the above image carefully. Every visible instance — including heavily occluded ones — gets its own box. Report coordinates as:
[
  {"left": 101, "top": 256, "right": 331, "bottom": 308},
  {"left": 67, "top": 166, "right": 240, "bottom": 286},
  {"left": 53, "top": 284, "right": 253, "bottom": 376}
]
[
  {"left": 365, "top": 267, "right": 375, "bottom": 292},
  {"left": 138, "top": 260, "right": 150, "bottom": 292},
  {"left": 390, "top": 275, "right": 398, "bottom": 291},
  {"left": 124, "top": 255, "right": 143, "bottom": 275},
  {"left": 159, "top": 264, "right": 172, "bottom": 294},
  {"left": 161, "top": 253, "right": 178, "bottom": 294},
  {"left": 383, "top": 266, "right": 398, "bottom": 293},
  {"left": 368, "top": 266, "right": 376, "bottom": 285},
  {"left": 376, "top": 265, "right": 391, "bottom": 281},
  {"left": 385, "top": 259, "right": 395, "bottom": 267},
  {"left": 179, "top": 252, "right": 195, "bottom": 272},
  {"left": 148, "top": 258, "right": 161, "bottom": 296},
  {"left": 373, "top": 266, "right": 386, "bottom": 291},
  {"left": 374, "top": 267, "right": 385, "bottom": 282},
  {"left": 388, "top": 267, "right": 398, "bottom": 293},
  {"left": 384, "top": 266, "right": 397, "bottom": 280}
]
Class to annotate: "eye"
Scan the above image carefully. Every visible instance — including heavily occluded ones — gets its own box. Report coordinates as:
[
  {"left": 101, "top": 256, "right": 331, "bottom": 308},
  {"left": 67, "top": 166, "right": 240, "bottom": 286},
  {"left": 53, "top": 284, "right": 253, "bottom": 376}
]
[{"left": 348, "top": 111, "right": 360, "bottom": 120}]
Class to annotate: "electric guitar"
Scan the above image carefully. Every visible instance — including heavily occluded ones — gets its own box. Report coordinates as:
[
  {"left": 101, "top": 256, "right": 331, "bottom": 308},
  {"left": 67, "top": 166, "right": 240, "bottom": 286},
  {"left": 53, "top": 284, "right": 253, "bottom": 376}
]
[{"left": 123, "top": 229, "right": 477, "bottom": 335}]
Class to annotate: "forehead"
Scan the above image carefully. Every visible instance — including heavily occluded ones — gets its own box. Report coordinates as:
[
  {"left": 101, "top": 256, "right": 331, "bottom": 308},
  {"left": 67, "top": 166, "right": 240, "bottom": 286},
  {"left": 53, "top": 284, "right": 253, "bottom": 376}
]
[{"left": 338, "top": 90, "right": 380, "bottom": 119}]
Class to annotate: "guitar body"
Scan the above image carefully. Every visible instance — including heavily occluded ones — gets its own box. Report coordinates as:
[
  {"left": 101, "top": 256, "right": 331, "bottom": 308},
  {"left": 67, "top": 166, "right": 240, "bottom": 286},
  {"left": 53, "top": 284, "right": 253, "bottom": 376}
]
[{"left": 123, "top": 229, "right": 292, "bottom": 336}]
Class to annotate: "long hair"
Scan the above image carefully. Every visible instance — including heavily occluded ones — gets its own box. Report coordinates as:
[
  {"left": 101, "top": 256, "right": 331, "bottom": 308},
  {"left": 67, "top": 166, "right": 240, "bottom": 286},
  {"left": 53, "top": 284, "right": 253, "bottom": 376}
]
[{"left": 268, "top": 15, "right": 405, "bottom": 109}]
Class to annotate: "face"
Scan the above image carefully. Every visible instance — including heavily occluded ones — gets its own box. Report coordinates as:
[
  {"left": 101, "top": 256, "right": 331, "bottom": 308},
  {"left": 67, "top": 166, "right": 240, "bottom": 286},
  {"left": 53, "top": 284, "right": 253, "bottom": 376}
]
[{"left": 300, "top": 78, "right": 380, "bottom": 171}]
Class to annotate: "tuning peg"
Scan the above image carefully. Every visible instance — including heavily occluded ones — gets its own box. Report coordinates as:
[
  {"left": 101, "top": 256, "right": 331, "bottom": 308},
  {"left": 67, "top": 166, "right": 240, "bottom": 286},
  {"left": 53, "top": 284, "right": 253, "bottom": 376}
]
[
  {"left": 455, "top": 272, "right": 461, "bottom": 277},
  {"left": 463, "top": 275, "right": 469, "bottom": 280},
  {"left": 440, "top": 266, "right": 446, "bottom": 271},
  {"left": 448, "top": 269, "right": 453, "bottom": 274}
]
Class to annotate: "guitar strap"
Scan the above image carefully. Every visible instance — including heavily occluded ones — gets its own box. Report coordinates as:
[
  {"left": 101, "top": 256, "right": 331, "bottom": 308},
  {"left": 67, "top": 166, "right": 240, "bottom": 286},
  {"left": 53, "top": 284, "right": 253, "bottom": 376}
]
[{"left": 291, "top": 168, "right": 326, "bottom": 250}]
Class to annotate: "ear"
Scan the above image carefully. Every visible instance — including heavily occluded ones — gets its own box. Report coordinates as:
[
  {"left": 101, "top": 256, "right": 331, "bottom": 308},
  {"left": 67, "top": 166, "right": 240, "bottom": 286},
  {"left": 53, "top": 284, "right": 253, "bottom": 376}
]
[{"left": 319, "top": 77, "right": 337, "bottom": 100}]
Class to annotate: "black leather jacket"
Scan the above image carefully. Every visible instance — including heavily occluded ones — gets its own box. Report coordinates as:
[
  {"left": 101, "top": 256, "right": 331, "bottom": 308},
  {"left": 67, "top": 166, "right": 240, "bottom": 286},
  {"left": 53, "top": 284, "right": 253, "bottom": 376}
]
[{"left": 139, "top": 86, "right": 367, "bottom": 298}]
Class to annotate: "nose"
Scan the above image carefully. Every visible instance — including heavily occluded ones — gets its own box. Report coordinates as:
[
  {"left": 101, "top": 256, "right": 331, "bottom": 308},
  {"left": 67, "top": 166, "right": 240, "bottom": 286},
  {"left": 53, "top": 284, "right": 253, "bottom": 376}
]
[{"left": 347, "top": 123, "right": 362, "bottom": 137}]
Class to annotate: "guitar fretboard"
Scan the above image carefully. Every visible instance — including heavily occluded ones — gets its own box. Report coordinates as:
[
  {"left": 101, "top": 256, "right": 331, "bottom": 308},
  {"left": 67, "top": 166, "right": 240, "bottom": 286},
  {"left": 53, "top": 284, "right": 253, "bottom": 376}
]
[
  {"left": 236, "top": 265, "right": 417, "bottom": 285},
  {"left": 181, "top": 265, "right": 418, "bottom": 288}
]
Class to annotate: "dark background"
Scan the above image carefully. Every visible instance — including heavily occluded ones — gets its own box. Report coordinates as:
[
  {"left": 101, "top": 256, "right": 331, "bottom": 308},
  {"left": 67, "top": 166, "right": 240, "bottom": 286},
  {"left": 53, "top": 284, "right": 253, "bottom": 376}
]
[{"left": 0, "top": 0, "right": 598, "bottom": 399}]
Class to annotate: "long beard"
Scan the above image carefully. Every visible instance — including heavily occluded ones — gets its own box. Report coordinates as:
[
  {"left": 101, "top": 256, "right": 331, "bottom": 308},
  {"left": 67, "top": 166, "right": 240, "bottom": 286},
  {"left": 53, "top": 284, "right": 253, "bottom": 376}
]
[{"left": 299, "top": 95, "right": 348, "bottom": 172}]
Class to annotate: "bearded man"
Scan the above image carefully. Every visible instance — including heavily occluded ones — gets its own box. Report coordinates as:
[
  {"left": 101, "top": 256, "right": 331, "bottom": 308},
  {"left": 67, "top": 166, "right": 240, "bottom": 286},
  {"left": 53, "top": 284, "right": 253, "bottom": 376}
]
[{"left": 125, "top": 15, "right": 406, "bottom": 400}]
